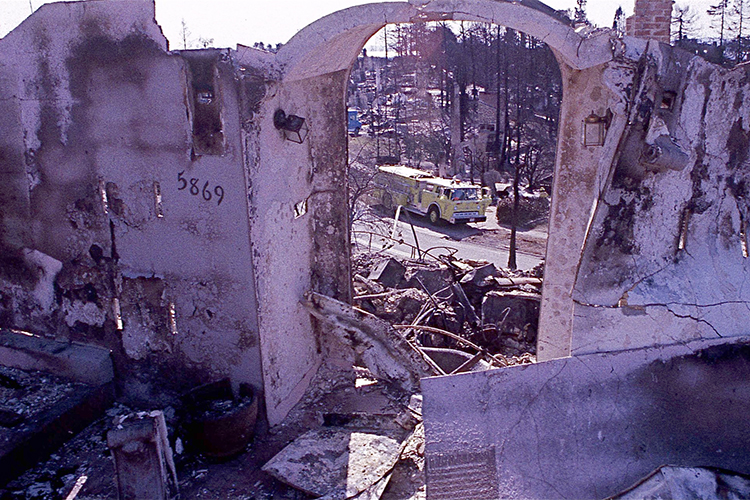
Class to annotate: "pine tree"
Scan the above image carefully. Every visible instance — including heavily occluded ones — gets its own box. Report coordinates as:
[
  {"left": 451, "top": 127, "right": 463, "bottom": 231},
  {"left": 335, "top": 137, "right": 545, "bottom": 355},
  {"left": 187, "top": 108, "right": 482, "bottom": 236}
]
[
  {"left": 672, "top": 4, "right": 699, "bottom": 46},
  {"left": 732, "top": 0, "right": 749, "bottom": 63},
  {"left": 707, "top": 0, "right": 731, "bottom": 46},
  {"left": 575, "top": 0, "right": 588, "bottom": 24}
]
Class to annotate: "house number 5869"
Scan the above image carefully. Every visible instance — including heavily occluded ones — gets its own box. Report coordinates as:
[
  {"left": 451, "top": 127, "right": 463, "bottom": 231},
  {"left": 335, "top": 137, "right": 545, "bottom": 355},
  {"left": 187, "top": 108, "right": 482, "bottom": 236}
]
[{"left": 177, "top": 171, "right": 225, "bottom": 206}]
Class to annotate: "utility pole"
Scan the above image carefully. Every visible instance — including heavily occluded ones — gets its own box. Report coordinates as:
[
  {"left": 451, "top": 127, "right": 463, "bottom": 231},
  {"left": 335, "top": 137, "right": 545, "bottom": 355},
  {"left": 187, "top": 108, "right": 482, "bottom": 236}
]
[{"left": 494, "top": 25, "right": 502, "bottom": 169}]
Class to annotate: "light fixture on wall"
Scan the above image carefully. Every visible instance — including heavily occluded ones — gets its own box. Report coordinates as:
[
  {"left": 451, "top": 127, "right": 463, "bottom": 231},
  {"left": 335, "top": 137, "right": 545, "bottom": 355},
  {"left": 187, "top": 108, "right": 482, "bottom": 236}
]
[
  {"left": 582, "top": 110, "right": 611, "bottom": 147},
  {"left": 274, "top": 109, "right": 308, "bottom": 144}
]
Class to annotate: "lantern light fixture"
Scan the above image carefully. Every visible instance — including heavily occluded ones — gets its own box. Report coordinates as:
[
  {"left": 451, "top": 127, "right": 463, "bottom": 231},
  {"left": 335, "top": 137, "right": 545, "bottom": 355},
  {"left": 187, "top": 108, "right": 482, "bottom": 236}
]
[
  {"left": 274, "top": 109, "right": 308, "bottom": 144},
  {"left": 582, "top": 109, "right": 612, "bottom": 147}
]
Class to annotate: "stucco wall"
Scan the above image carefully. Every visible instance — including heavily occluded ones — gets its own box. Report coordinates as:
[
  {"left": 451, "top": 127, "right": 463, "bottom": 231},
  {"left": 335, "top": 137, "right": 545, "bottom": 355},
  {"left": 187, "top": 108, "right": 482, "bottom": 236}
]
[
  {"left": 423, "top": 335, "right": 750, "bottom": 499},
  {"left": 0, "top": 1, "right": 262, "bottom": 404},
  {"left": 571, "top": 40, "right": 750, "bottom": 354},
  {"left": 423, "top": 35, "right": 750, "bottom": 497},
  {"left": 536, "top": 59, "right": 631, "bottom": 360}
]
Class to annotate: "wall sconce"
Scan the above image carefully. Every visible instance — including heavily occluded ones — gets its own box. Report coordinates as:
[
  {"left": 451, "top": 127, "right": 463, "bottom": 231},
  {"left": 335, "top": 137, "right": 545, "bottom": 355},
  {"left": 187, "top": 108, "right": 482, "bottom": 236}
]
[
  {"left": 582, "top": 110, "right": 611, "bottom": 147},
  {"left": 274, "top": 109, "right": 308, "bottom": 144}
]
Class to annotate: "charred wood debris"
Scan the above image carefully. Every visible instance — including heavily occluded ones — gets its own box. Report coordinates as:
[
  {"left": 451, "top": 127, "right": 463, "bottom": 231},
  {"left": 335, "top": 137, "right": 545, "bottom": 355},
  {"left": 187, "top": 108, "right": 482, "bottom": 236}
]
[{"left": 351, "top": 252, "right": 542, "bottom": 371}]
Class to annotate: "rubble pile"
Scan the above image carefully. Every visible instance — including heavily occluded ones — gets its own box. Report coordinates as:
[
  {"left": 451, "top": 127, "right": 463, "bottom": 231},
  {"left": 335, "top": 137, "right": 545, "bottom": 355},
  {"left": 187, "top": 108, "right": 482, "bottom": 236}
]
[
  {"left": 0, "top": 252, "right": 540, "bottom": 500},
  {"left": 0, "top": 254, "right": 541, "bottom": 500},
  {"left": 0, "top": 365, "right": 426, "bottom": 500},
  {"left": 352, "top": 254, "right": 542, "bottom": 363},
  {"left": 1, "top": 406, "right": 118, "bottom": 500},
  {"left": 260, "top": 364, "right": 427, "bottom": 500},
  {"left": 0, "top": 366, "right": 85, "bottom": 434}
]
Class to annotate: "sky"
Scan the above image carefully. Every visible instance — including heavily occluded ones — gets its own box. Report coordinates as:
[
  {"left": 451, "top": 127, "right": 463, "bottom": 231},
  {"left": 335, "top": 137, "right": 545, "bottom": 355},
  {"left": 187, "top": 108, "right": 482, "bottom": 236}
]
[{"left": 0, "top": 0, "right": 717, "bottom": 50}]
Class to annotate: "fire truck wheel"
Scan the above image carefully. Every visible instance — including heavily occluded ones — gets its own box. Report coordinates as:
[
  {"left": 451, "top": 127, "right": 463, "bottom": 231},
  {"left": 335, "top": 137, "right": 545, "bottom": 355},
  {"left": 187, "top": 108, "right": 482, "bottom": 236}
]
[{"left": 428, "top": 206, "right": 440, "bottom": 224}]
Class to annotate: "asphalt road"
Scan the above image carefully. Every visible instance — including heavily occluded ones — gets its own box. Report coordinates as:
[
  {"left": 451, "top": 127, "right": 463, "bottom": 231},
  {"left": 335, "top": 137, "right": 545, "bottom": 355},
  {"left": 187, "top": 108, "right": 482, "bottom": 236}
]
[{"left": 352, "top": 207, "right": 545, "bottom": 271}]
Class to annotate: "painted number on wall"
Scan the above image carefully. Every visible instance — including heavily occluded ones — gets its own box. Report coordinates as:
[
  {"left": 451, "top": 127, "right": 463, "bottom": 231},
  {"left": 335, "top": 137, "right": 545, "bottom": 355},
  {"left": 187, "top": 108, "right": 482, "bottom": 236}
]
[{"left": 177, "top": 171, "right": 225, "bottom": 206}]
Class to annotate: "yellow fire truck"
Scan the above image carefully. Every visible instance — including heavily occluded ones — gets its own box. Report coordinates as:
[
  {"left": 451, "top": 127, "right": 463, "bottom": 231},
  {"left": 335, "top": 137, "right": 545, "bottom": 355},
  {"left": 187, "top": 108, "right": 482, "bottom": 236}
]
[{"left": 371, "top": 165, "right": 491, "bottom": 224}]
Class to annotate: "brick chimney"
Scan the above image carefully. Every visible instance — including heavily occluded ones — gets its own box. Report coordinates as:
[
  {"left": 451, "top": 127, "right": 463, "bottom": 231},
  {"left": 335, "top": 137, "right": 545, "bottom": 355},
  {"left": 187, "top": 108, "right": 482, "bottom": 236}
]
[{"left": 631, "top": 0, "right": 672, "bottom": 43}]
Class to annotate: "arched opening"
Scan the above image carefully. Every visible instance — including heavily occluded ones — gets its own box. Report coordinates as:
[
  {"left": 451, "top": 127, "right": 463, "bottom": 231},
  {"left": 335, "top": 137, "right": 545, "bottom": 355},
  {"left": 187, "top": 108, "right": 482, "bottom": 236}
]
[
  {"left": 258, "top": 0, "right": 617, "bottom": 426},
  {"left": 346, "top": 20, "right": 561, "bottom": 364}
]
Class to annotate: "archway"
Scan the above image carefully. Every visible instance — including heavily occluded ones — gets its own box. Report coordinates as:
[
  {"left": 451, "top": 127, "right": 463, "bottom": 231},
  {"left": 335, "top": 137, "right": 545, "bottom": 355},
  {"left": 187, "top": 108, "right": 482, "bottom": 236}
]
[{"left": 254, "top": 0, "right": 621, "bottom": 425}]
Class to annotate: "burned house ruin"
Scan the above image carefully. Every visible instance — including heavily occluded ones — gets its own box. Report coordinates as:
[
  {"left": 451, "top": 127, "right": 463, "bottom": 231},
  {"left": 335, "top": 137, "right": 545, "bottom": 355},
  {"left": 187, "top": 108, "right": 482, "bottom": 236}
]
[{"left": 0, "top": 0, "right": 749, "bottom": 497}]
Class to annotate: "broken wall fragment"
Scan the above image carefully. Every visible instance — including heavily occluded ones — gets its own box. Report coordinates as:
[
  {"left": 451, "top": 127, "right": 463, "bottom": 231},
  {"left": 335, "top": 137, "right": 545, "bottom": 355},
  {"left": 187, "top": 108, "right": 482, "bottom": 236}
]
[
  {"left": 107, "top": 411, "right": 179, "bottom": 500},
  {"left": 0, "top": 0, "right": 264, "bottom": 409},
  {"left": 423, "top": 336, "right": 750, "bottom": 499},
  {"left": 571, "top": 40, "right": 750, "bottom": 355},
  {"left": 262, "top": 427, "right": 402, "bottom": 499},
  {"left": 303, "top": 292, "right": 437, "bottom": 392}
]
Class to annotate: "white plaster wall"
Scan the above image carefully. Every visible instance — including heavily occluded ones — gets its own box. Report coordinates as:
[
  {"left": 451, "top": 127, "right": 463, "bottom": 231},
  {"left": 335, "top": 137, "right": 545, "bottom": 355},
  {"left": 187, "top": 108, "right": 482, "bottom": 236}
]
[
  {"left": 571, "top": 41, "right": 750, "bottom": 355},
  {"left": 0, "top": 0, "right": 625, "bottom": 421},
  {"left": 423, "top": 335, "right": 750, "bottom": 499},
  {"left": 250, "top": 81, "right": 323, "bottom": 426},
  {"left": 1, "top": 0, "right": 167, "bottom": 169},
  {"left": 537, "top": 61, "right": 631, "bottom": 361},
  {"left": 0, "top": 1, "right": 264, "bottom": 402},
  {"left": 100, "top": 53, "right": 263, "bottom": 389}
]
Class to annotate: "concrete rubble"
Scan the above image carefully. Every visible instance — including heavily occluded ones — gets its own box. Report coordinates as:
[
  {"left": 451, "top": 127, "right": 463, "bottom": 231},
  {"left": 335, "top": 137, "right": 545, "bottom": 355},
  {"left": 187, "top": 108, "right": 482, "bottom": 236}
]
[
  {"left": 263, "top": 419, "right": 428, "bottom": 500},
  {"left": 262, "top": 427, "right": 403, "bottom": 498},
  {"left": 353, "top": 254, "right": 542, "bottom": 363},
  {"left": 303, "top": 291, "right": 438, "bottom": 391},
  {"left": 610, "top": 465, "right": 750, "bottom": 500}
]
